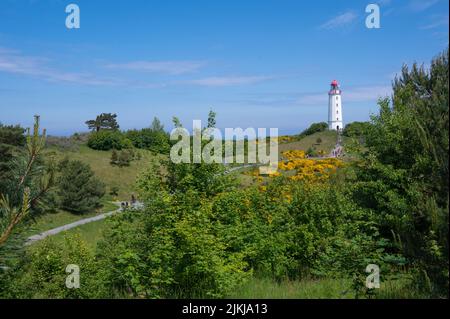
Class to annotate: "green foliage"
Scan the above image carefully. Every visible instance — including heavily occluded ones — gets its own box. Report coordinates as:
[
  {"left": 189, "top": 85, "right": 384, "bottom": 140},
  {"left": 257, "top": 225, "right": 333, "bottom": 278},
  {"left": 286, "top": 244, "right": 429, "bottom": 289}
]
[
  {"left": 125, "top": 129, "right": 170, "bottom": 154},
  {"left": 57, "top": 158, "right": 105, "bottom": 214},
  {"left": 343, "top": 121, "right": 372, "bottom": 138},
  {"left": 306, "top": 147, "right": 318, "bottom": 157},
  {"left": 2, "top": 234, "right": 106, "bottom": 298},
  {"left": 207, "top": 109, "right": 217, "bottom": 128},
  {"left": 110, "top": 149, "right": 118, "bottom": 165},
  {"left": 110, "top": 149, "right": 134, "bottom": 167},
  {"left": 298, "top": 122, "right": 328, "bottom": 139},
  {"left": 352, "top": 48, "right": 449, "bottom": 296},
  {"left": 150, "top": 116, "right": 165, "bottom": 132},
  {"left": 85, "top": 113, "right": 119, "bottom": 132},
  {"left": 0, "top": 123, "right": 26, "bottom": 194},
  {"left": 96, "top": 162, "right": 394, "bottom": 298},
  {"left": 0, "top": 115, "right": 55, "bottom": 247},
  {"left": 87, "top": 130, "right": 132, "bottom": 151},
  {"left": 124, "top": 117, "right": 169, "bottom": 154},
  {"left": 109, "top": 186, "right": 119, "bottom": 197}
]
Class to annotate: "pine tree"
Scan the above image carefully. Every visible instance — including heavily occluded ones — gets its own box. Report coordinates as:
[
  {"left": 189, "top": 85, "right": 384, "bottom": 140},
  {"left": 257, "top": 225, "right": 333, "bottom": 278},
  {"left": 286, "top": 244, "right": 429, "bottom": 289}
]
[
  {"left": 58, "top": 159, "right": 105, "bottom": 214},
  {"left": 85, "top": 113, "right": 120, "bottom": 132},
  {"left": 0, "top": 116, "right": 55, "bottom": 246}
]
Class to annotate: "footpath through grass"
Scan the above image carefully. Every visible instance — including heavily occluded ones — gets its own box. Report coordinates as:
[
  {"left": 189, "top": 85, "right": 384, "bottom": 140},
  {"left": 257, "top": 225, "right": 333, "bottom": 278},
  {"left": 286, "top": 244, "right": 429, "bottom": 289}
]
[
  {"left": 47, "top": 219, "right": 110, "bottom": 250},
  {"left": 24, "top": 200, "right": 118, "bottom": 238}
]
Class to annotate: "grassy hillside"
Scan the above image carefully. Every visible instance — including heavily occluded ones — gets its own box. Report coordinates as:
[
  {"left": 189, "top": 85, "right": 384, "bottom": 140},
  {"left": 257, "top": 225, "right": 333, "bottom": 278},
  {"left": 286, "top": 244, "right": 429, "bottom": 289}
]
[
  {"left": 25, "top": 144, "right": 159, "bottom": 241},
  {"left": 46, "top": 145, "right": 161, "bottom": 200},
  {"left": 278, "top": 130, "right": 337, "bottom": 156}
]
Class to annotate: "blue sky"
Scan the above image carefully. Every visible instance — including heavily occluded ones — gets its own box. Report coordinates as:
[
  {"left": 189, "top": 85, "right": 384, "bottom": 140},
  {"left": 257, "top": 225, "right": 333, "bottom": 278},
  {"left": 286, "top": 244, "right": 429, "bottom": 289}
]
[{"left": 0, "top": 0, "right": 448, "bottom": 135}]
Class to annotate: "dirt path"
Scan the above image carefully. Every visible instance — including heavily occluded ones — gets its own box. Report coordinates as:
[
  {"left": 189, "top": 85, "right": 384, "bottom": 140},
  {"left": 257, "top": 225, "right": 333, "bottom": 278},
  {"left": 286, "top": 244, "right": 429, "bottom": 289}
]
[{"left": 25, "top": 203, "right": 128, "bottom": 245}]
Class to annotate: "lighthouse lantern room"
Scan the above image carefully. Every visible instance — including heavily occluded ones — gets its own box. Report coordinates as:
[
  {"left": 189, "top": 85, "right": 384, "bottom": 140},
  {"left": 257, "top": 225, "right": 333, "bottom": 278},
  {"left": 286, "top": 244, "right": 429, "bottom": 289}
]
[{"left": 328, "top": 80, "right": 343, "bottom": 131}]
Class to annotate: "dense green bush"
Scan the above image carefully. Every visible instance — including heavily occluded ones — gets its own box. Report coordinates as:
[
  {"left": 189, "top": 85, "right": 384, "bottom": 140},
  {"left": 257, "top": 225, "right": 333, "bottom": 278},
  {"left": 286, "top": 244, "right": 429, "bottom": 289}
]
[
  {"left": 126, "top": 129, "right": 170, "bottom": 154},
  {"left": 87, "top": 130, "right": 132, "bottom": 151},
  {"left": 124, "top": 117, "right": 170, "bottom": 154},
  {"left": 2, "top": 235, "right": 106, "bottom": 298},
  {"left": 57, "top": 158, "right": 105, "bottom": 213},
  {"left": 343, "top": 121, "right": 371, "bottom": 138}
]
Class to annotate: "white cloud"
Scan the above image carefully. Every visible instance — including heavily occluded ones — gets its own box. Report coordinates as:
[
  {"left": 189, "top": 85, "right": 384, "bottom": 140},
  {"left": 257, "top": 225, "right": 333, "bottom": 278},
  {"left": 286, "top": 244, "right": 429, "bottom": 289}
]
[
  {"left": 0, "top": 48, "right": 120, "bottom": 86},
  {"left": 409, "top": 0, "right": 439, "bottom": 12},
  {"left": 104, "top": 60, "right": 206, "bottom": 75},
  {"left": 420, "top": 15, "right": 449, "bottom": 30},
  {"left": 319, "top": 11, "right": 358, "bottom": 30},
  {"left": 186, "top": 76, "right": 273, "bottom": 87}
]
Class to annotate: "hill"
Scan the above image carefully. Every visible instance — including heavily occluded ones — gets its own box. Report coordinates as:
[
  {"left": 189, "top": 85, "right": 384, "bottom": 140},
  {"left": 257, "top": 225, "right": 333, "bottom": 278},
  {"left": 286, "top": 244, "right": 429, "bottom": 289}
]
[
  {"left": 278, "top": 130, "right": 338, "bottom": 156},
  {"left": 46, "top": 144, "right": 162, "bottom": 200}
]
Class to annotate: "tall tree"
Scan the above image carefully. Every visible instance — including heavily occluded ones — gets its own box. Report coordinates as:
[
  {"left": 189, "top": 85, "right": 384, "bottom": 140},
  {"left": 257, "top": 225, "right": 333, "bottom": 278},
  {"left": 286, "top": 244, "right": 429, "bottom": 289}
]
[
  {"left": 85, "top": 113, "right": 120, "bottom": 132},
  {"left": 207, "top": 109, "right": 216, "bottom": 128},
  {"left": 353, "top": 48, "right": 449, "bottom": 295},
  {"left": 150, "top": 117, "right": 165, "bottom": 132}
]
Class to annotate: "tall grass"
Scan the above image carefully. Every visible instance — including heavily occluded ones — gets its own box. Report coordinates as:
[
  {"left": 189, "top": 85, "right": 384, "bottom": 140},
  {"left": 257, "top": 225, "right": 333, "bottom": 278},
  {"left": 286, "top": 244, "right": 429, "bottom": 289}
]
[{"left": 228, "top": 276, "right": 429, "bottom": 299}]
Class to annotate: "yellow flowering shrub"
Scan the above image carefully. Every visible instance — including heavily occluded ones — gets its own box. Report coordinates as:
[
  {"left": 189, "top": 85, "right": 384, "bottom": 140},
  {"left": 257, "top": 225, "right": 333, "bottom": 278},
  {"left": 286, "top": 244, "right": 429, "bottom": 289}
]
[
  {"left": 281, "top": 150, "right": 306, "bottom": 160},
  {"left": 243, "top": 149, "right": 343, "bottom": 183},
  {"left": 278, "top": 136, "right": 295, "bottom": 144},
  {"left": 279, "top": 150, "right": 344, "bottom": 182}
]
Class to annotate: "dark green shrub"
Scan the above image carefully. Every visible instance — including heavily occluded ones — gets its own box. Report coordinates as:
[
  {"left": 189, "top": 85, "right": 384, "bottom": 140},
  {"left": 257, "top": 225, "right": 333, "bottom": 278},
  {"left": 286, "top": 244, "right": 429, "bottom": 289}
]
[
  {"left": 343, "top": 121, "right": 371, "bottom": 138},
  {"left": 57, "top": 159, "right": 105, "bottom": 213},
  {"left": 125, "top": 129, "right": 170, "bottom": 154},
  {"left": 87, "top": 130, "right": 131, "bottom": 151},
  {"left": 4, "top": 235, "right": 106, "bottom": 298}
]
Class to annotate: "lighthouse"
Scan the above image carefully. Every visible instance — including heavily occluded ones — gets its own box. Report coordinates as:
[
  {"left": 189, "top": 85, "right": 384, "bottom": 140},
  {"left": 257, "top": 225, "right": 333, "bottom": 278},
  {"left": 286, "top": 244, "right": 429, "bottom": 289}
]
[{"left": 328, "top": 80, "right": 343, "bottom": 131}]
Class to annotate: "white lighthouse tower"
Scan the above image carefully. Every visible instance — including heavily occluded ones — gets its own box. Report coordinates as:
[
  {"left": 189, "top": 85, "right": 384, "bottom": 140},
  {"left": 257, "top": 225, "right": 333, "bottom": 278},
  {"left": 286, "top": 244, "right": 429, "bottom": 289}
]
[{"left": 328, "top": 80, "right": 343, "bottom": 131}]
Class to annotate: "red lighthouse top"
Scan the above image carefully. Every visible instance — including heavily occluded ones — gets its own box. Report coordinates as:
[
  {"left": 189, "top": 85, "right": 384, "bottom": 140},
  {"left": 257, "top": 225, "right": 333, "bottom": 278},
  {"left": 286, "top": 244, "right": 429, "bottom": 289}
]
[{"left": 329, "top": 80, "right": 341, "bottom": 95}]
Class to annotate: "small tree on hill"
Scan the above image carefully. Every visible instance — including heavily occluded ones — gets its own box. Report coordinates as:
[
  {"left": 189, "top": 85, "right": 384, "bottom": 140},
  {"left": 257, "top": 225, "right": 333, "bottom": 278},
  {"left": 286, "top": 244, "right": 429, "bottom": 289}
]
[
  {"left": 85, "top": 113, "right": 119, "bottom": 132},
  {"left": 117, "top": 150, "right": 132, "bottom": 167},
  {"left": 57, "top": 159, "right": 105, "bottom": 214}
]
